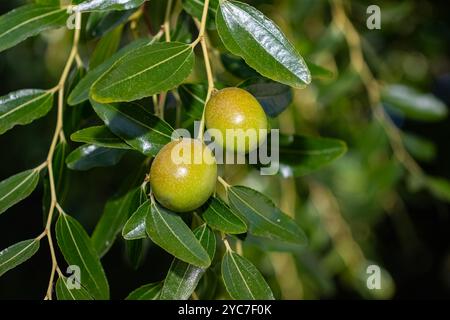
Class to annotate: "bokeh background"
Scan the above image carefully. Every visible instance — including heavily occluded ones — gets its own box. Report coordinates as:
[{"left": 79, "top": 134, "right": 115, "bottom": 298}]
[{"left": 1, "top": 0, "right": 449, "bottom": 299}]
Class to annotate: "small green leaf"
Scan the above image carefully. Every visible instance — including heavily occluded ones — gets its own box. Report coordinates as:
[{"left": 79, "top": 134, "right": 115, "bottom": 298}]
[
  {"left": 279, "top": 134, "right": 347, "bottom": 176},
  {"left": 222, "top": 250, "right": 274, "bottom": 300},
  {"left": 75, "top": 0, "right": 146, "bottom": 12},
  {"left": 71, "top": 126, "right": 131, "bottom": 150},
  {"left": 426, "top": 176, "right": 450, "bottom": 203},
  {"left": 122, "top": 200, "right": 150, "bottom": 240},
  {"left": 89, "top": 25, "right": 123, "bottom": 69},
  {"left": 56, "top": 213, "right": 110, "bottom": 299},
  {"left": 91, "top": 42, "right": 195, "bottom": 103},
  {"left": 68, "top": 39, "right": 149, "bottom": 106},
  {"left": 0, "top": 89, "right": 54, "bottom": 135},
  {"left": 126, "top": 282, "right": 162, "bottom": 300},
  {"left": 160, "top": 225, "right": 216, "bottom": 300},
  {"left": 228, "top": 186, "right": 307, "bottom": 244},
  {"left": 0, "top": 239, "right": 40, "bottom": 277},
  {"left": 382, "top": 84, "right": 448, "bottom": 122},
  {"left": 0, "top": 4, "right": 67, "bottom": 53},
  {"left": 307, "top": 61, "right": 334, "bottom": 79},
  {"left": 91, "top": 100, "right": 175, "bottom": 156},
  {"left": 217, "top": 0, "right": 310, "bottom": 87},
  {"left": 403, "top": 132, "right": 436, "bottom": 162},
  {"left": 202, "top": 197, "right": 247, "bottom": 234},
  {"left": 66, "top": 144, "right": 127, "bottom": 171},
  {"left": 182, "top": 0, "right": 219, "bottom": 30},
  {"left": 178, "top": 84, "right": 207, "bottom": 119},
  {"left": 0, "top": 168, "right": 40, "bottom": 216},
  {"left": 86, "top": 9, "right": 136, "bottom": 38},
  {"left": 92, "top": 187, "right": 144, "bottom": 257},
  {"left": 239, "top": 78, "right": 292, "bottom": 117},
  {"left": 125, "top": 238, "right": 147, "bottom": 270},
  {"left": 55, "top": 276, "right": 94, "bottom": 300},
  {"left": 146, "top": 200, "right": 211, "bottom": 268}
]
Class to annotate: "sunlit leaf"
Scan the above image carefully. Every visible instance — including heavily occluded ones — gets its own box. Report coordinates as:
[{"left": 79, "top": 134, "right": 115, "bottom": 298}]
[
  {"left": 217, "top": 0, "right": 311, "bottom": 87},
  {"left": 201, "top": 197, "right": 247, "bottom": 234},
  {"left": 66, "top": 144, "right": 127, "bottom": 171},
  {"left": 71, "top": 126, "right": 131, "bottom": 150},
  {"left": 75, "top": 0, "right": 146, "bottom": 12},
  {"left": 0, "top": 239, "right": 40, "bottom": 277}
]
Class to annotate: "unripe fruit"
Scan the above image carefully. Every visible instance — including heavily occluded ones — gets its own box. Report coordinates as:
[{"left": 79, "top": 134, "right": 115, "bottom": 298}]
[
  {"left": 205, "top": 87, "right": 268, "bottom": 154},
  {"left": 150, "top": 138, "right": 217, "bottom": 212}
]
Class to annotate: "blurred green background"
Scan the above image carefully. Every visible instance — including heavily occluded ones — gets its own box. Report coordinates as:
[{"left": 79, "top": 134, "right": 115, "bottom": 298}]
[{"left": 0, "top": 0, "right": 449, "bottom": 299}]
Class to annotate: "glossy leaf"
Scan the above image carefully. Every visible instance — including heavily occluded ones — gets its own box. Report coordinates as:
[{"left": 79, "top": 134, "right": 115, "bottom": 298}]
[
  {"left": 0, "top": 4, "right": 67, "bottom": 53},
  {"left": 66, "top": 144, "right": 127, "bottom": 171},
  {"left": 89, "top": 25, "right": 123, "bottom": 69},
  {"left": 0, "top": 168, "right": 40, "bottom": 216},
  {"left": 222, "top": 250, "right": 274, "bottom": 300},
  {"left": 122, "top": 200, "right": 150, "bottom": 240},
  {"left": 75, "top": 0, "right": 146, "bottom": 12},
  {"left": 228, "top": 186, "right": 307, "bottom": 244},
  {"left": 0, "top": 239, "right": 40, "bottom": 277},
  {"left": 146, "top": 200, "right": 211, "bottom": 268},
  {"left": 68, "top": 39, "right": 149, "bottom": 106},
  {"left": 182, "top": 0, "right": 219, "bottom": 30},
  {"left": 56, "top": 213, "right": 110, "bottom": 299},
  {"left": 160, "top": 225, "right": 216, "bottom": 300},
  {"left": 216, "top": 0, "right": 311, "bottom": 87},
  {"left": 279, "top": 134, "right": 347, "bottom": 176},
  {"left": 0, "top": 89, "right": 54, "bottom": 135},
  {"left": 92, "top": 187, "right": 144, "bottom": 257},
  {"left": 202, "top": 197, "right": 247, "bottom": 234},
  {"left": 125, "top": 238, "right": 147, "bottom": 270},
  {"left": 55, "top": 276, "right": 93, "bottom": 300},
  {"left": 91, "top": 100, "right": 175, "bottom": 156},
  {"left": 178, "top": 84, "right": 207, "bottom": 119},
  {"left": 239, "top": 78, "right": 292, "bottom": 117},
  {"left": 126, "top": 282, "right": 162, "bottom": 300},
  {"left": 382, "top": 84, "right": 448, "bottom": 122},
  {"left": 91, "top": 42, "right": 195, "bottom": 103},
  {"left": 71, "top": 126, "right": 131, "bottom": 149}
]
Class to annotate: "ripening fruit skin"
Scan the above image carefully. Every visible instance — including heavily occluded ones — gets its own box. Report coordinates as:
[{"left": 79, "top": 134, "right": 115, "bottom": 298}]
[
  {"left": 205, "top": 87, "right": 268, "bottom": 154},
  {"left": 150, "top": 138, "right": 217, "bottom": 213}
]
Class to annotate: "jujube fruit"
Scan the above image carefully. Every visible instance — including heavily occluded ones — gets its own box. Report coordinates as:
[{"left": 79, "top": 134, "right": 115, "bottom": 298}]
[
  {"left": 149, "top": 138, "right": 217, "bottom": 212},
  {"left": 205, "top": 87, "right": 268, "bottom": 154}
]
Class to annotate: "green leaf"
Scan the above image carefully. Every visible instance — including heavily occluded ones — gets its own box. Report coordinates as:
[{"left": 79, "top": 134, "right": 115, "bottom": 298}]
[
  {"left": 239, "top": 78, "right": 292, "bottom": 117},
  {"left": 279, "top": 134, "right": 347, "bottom": 176},
  {"left": 125, "top": 238, "right": 147, "bottom": 269},
  {"left": 71, "top": 126, "right": 131, "bottom": 149},
  {"left": 55, "top": 276, "right": 94, "bottom": 300},
  {"left": 220, "top": 53, "right": 259, "bottom": 79},
  {"left": 382, "top": 84, "right": 448, "bottom": 122},
  {"left": 426, "top": 176, "right": 450, "bottom": 203},
  {"left": 122, "top": 200, "right": 150, "bottom": 240},
  {"left": 91, "top": 100, "right": 175, "bottom": 156},
  {"left": 228, "top": 186, "right": 307, "bottom": 244},
  {"left": 75, "top": 0, "right": 146, "bottom": 12},
  {"left": 171, "top": 11, "right": 193, "bottom": 44},
  {"left": 92, "top": 187, "right": 144, "bottom": 257},
  {"left": 91, "top": 42, "right": 195, "bottom": 103},
  {"left": 0, "top": 168, "right": 40, "bottom": 216},
  {"left": 66, "top": 144, "right": 127, "bottom": 171},
  {"left": 0, "top": 239, "right": 40, "bottom": 277},
  {"left": 222, "top": 250, "right": 274, "bottom": 300},
  {"left": 202, "top": 197, "right": 247, "bottom": 234},
  {"left": 0, "top": 4, "right": 67, "bottom": 53},
  {"left": 216, "top": 0, "right": 311, "bottom": 87},
  {"left": 403, "top": 132, "right": 436, "bottom": 162},
  {"left": 68, "top": 39, "right": 149, "bottom": 106},
  {"left": 146, "top": 200, "right": 211, "bottom": 268},
  {"left": 86, "top": 9, "right": 136, "bottom": 38},
  {"left": 160, "top": 225, "right": 216, "bottom": 300},
  {"left": 307, "top": 61, "right": 334, "bottom": 79},
  {"left": 89, "top": 25, "right": 123, "bottom": 69},
  {"left": 0, "top": 89, "right": 54, "bottom": 135},
  {"left": 182, "top": 0, "right": 219, "bottom": 30},
  {"left": 56, "top": 213, "right": 110, "bottom": 299},
  {"left": 126, "top": 282, "right": 162, "bottom": 300},
  {"left": 178, "top": 84, "right": 207, "bottom": 119}
]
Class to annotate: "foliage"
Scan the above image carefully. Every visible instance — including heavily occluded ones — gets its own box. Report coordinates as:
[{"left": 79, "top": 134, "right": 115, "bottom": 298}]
[{"left": 0, "top": 0, "right": 448, "bottom": 300}]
